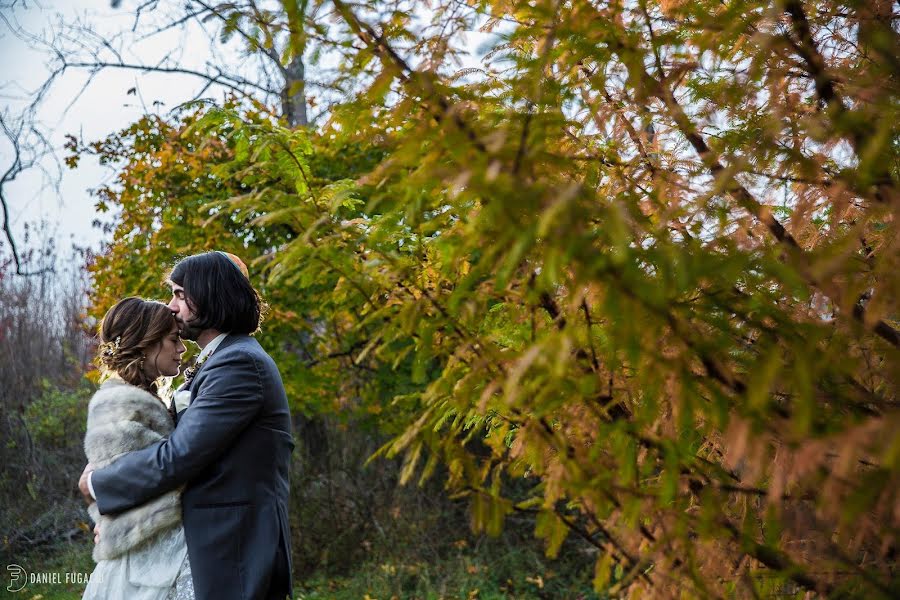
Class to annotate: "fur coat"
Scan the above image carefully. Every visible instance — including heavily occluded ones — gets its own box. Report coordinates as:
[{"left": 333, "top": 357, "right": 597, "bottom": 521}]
[{"left": 84, "top": 378, "right": 182, "bottom": 562}]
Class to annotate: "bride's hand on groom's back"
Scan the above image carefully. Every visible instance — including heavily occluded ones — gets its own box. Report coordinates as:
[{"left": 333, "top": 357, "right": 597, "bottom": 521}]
[
  {"left": 77, "top": 463, "right": 100, "bottom": 543},
  {"left": 78, "top": 463, "right": 95, "bottom": 503}
]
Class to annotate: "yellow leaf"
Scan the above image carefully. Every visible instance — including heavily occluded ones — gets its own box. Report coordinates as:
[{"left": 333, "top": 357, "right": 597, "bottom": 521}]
[{"left": 593, "top": 553, "right": 614, "bottom": 592}]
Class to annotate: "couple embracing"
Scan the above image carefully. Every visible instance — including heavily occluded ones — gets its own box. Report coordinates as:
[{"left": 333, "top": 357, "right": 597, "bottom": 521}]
[{"left": 77, "top": 251, "right": 294, "bottom": 600}]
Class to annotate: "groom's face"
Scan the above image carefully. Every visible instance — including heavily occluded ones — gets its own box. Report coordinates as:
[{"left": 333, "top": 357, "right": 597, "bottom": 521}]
[{"left": 168, "top": 283, "right": 203, "bottom": 341}]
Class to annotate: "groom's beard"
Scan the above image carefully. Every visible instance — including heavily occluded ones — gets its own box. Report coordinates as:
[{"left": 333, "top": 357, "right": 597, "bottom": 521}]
[{"left": 177, "top": 317, "right": 204, "bottom": 341}]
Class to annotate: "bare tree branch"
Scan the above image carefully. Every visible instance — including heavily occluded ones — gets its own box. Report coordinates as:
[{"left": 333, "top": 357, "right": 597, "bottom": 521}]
[{"left": 0, "top": 113, "right": 55, "bottom": 276}]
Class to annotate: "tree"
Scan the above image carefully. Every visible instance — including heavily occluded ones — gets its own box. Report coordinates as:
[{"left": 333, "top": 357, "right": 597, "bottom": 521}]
[
  {"left": 0, "top": 109, "right": 59, "bottom": 276},
  {"left": 0, "top": 233, "right": 94, "bottom": 557},
  {"left": 256, "top": 0, "right": 899, "bottom": 596},
  {"left": 15, "top": 0, "right": 319, "bottom": 124},
  {"left": 0, "top": 0, "right": 329, "bottom": 272}
]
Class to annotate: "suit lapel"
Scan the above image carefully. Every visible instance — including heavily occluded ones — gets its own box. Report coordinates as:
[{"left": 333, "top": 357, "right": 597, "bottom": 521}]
[{"left": 187, "top": 334, "right": 243, "bottom": 403}]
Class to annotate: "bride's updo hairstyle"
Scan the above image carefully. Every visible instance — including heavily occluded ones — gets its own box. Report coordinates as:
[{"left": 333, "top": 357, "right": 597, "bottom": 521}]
[{"left": 96, "top": 297, "right": 176, "bottom": 394}]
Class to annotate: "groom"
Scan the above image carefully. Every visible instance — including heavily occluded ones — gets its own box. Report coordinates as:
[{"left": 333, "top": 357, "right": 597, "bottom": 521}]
[{"left": 79, "top": 251, "right": 295, "bottom": 600}]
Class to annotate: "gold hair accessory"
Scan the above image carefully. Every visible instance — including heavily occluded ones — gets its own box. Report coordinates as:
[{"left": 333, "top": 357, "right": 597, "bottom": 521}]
[{"left": 99, "top": 336, "right": 121, "bottom": 360}]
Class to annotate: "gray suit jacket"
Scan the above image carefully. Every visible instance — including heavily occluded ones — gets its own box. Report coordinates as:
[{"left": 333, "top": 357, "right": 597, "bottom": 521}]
[{"left": 92, "top": 334, "right": 295, "bottom": 600}]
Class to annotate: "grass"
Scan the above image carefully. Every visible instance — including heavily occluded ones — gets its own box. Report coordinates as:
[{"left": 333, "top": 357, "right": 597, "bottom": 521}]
[
  {"left": 296, "top": 538, "right": 601, "bottom": 600},
  {"left": 4, "top": 535, "right": 600, "bottom": 600}
]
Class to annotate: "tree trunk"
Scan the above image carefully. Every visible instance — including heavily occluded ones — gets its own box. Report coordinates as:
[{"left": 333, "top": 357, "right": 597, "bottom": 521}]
[
  {"left": 292, "top": 412, "right": 329, "bottom": 465},
  {"left": 282, "top": 55, "right": 308, "bottom": 128}
]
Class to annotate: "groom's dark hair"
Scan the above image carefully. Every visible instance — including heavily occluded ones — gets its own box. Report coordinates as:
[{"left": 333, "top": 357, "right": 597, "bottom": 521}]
[{"left": 168, "top": 252, "right": 263, "bottom": 334}]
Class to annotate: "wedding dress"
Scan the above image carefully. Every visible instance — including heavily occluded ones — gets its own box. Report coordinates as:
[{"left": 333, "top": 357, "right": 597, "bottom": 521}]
[{"left": 82, "top": 523, "right": 193, "bottom": 600}]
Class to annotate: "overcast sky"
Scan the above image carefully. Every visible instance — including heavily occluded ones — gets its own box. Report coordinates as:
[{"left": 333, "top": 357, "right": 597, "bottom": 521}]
[{"left": 0, "top": 0, "right": 240, "bottom": 263}]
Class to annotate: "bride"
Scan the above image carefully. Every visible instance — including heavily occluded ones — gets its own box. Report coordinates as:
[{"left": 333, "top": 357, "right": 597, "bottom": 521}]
[{"left": 82, "top": 297, "right": 193, "bottom": 600}]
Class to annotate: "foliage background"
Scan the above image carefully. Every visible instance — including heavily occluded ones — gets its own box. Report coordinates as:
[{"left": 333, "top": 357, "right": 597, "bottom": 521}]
[{"left": 3, "top": 0, "right": 899, "bottom": 598}]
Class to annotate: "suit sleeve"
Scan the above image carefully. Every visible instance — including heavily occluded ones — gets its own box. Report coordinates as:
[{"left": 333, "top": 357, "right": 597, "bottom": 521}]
[{"left": 91, "top": 351, "right": 263, "bottom": 515}]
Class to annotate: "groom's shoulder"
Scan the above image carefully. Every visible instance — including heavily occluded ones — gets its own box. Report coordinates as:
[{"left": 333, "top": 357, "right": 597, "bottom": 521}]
[
  {"left": 217, "top": 334, "right": 274, "bottom": 364},
  {"left": 213, "top": 336, "right": 283, "bottom": 387}
]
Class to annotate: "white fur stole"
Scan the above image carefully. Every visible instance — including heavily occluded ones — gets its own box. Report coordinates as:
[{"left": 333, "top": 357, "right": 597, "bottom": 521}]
[{"left": 84, "top": 378, "right": 182, "bottom": 562}]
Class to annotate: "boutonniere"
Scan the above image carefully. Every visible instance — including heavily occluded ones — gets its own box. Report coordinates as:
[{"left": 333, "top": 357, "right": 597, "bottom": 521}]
[{"left": 182, "top": 353, "right": 209, "bottom": 388}]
